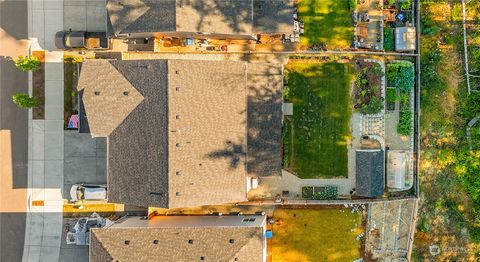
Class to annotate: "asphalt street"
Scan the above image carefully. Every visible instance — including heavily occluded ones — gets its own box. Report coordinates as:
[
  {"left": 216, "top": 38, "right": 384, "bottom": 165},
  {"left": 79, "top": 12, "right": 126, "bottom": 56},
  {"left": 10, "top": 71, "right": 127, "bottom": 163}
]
[{"left": 0, "top": 1, "right": 29, "bottom": 261}]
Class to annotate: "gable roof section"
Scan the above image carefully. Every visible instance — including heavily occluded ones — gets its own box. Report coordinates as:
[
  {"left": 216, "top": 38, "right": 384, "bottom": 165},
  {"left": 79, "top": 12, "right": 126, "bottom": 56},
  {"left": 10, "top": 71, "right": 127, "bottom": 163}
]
[
  {"left": 107, "top": 0, "right": 293, "bottom": 36},
  {"left": 355, "top": 149, "right": 385, "bottom": 198},
  {"left": 77, "top": 60, "right": 144, "bottom": 137},
  {"left": 90, "top": 216, "right": 265, "bottom": 262},
  {"left": 166, "top": 60, "right": 247, "bottom": 208},
  {"left": 253, "top": 0, "right": 294, "bottom": 33},
  {"left": 106, "top": 60, "right": 170, "bottom": 207},
  {"left": 246, "top": 63, "right": 283, "bottom": 177},
  {"left": 107, "top": 0, "right": 176, "bottom": 35}
]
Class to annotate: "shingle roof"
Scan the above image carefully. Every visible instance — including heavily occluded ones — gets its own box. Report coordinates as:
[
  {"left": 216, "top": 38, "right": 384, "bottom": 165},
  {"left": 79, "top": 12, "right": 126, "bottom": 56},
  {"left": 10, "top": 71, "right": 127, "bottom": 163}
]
[
  {"left": 107, "top": 0, "right": 294, "bottom": 36},
  {"left": 90, "top": 216, "right": 266, "bottom": 262},
  {"left": 246, "top": 63, "right": 283, "bottom": 177},
  {"left": 79, "top": 59, "right": 285, "bottom": 208},
  {"left": 355, "top": 149, "right": 385, "bottom": 198}
]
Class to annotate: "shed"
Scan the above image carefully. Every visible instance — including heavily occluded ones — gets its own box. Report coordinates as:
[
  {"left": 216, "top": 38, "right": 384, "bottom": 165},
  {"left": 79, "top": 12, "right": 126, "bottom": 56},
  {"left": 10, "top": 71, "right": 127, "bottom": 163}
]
[
  {"left": 395, "top": 27, "right": 416, "bottom": 51},
  {"left": 355, "top": 149, "right": 385, "bottom": 198}
]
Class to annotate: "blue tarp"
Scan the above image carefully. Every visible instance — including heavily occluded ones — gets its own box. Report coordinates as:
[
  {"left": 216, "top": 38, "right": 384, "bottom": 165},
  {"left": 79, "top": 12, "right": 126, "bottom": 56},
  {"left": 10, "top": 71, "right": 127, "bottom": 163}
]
[{"left": 266, "top": 230, "right": 273, "bottom": 239}]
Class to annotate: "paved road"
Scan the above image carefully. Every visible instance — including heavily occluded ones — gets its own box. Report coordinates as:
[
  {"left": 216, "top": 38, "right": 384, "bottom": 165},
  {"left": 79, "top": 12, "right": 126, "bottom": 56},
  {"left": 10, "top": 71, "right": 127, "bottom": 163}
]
[{"left": 0, "top": 0, "right": 29, "bottom": 261}]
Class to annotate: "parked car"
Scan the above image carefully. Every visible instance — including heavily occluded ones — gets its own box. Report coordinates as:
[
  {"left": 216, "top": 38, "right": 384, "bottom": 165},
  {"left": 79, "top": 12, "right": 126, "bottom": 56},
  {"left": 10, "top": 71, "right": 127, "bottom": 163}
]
[
  {"left": 70, "top": 184, "right": 107, "bottom": 201},
  {"left": 55, "top": 30, "right": 108, "bottom": 50}
]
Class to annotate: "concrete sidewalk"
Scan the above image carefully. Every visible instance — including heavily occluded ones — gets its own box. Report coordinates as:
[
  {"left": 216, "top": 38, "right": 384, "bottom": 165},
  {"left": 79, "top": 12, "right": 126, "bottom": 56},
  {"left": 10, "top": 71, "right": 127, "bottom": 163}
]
[{"left": 23, "top": 0, "right": 64, "bottom": 261}]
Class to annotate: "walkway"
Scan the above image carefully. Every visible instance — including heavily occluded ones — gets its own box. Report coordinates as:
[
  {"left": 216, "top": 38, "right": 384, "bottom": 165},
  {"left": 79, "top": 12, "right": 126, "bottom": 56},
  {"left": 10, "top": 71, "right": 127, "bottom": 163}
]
[{"left": 23, "top": 0, "right": 65, "bottom": 261}]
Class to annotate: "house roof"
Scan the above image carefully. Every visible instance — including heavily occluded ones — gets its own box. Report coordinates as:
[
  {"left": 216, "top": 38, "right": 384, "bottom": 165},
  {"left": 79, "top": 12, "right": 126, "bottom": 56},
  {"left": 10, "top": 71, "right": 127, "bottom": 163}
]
[
  {"left": 355, "top": 149, "right": 385, "bottom": 198},
  {"left": 90, "top": 215, "right": 266, "bottom": 262},
  {"left": 106, "top": 0, "right": 293, "bottom": 36},
  {"left": 395, "top": 27, "right": 416, "bottom": 51},
  {"left": 78, "top": 59, "right": 282, "bottom": 208},
  {"left": 246, "top": 63, "right": 283, "bottom": 177}
]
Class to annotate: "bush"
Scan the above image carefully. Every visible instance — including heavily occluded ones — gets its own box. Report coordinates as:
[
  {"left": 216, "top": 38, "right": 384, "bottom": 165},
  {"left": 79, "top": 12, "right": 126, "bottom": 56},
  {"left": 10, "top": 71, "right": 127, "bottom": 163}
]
[
  {"left": 348, "top": 0, "right": 357, "bottom": 11},
  {"left": 384, "top": 28, "right": 395, "bottom": 51},
  {"left": 302, "top": 186, "right": 314, "bottom": 199},
  {"left": 397, "top": 111, "right": 413, "bottom": 136},
  {"left": 12, "top": 93, "right": 38, "bottom": 109},
  {"left": 386, "top": 62, "right": 414, "bottom": 93},
  {"left": 386, "top": 88, "right": 397, "bottom": 103},
  {"left": 360, "top": 96, "right": 384, "bottom": 114},
  {"left": 14, "top": 55, "right": 40, "bottom": 71},
  {"left": 399, "top": 0, "right": 412, "bottom": 10},
  {"left": 312, "top": 186, "right": 338, "bottom": 200}
]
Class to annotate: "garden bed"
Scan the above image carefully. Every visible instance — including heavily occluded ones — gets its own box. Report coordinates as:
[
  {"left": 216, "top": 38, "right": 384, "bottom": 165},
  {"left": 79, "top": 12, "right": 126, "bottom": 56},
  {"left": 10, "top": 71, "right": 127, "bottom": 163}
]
[
  {"left": 302, "top": 186, "right": 338, "bottom": 200},
  {"left": 282, "top": 62, "right": 353, "bottom": 178},
  {"left": 63, "top": 56, "right": 82, "bottom": 129},
  {"left": 386, "top": 61, "right": 414, "bottom": 136},
  {"left": 386, "top": 87, "right": 396, "bottom": 111},
  {"left": 353, "top": 60, "right": 384, "bottom": 114},
  {"left": 384, "top": 27, "right": 395, "bottom": 51},
  {"left": 32, "top": 51, "right": 45, "bottom": 119}
]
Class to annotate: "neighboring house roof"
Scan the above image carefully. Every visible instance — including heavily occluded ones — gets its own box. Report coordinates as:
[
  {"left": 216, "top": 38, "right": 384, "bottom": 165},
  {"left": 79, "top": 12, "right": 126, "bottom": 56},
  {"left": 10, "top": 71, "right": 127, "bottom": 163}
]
[
  {"left": 90, "top": 215, "right": 266, "bottom": 262},
  {"left": 107, "top": 0, "right": 294, "bottom": 36},
  {"left": 395, "top": 27, "right": 416, "bottom": 51},
  {"left": 355, "top": 149, "right": 385, "bottom": 198},
  {"left": 78, "top": 59, "right": 282, "bottom": 208}
]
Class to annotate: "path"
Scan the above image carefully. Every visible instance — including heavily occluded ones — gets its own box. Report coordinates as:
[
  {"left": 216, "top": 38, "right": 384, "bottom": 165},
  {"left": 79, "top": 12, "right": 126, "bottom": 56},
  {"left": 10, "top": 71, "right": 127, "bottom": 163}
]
[{"left": 22, "top": 0, "right": 65, "bottom": 261}]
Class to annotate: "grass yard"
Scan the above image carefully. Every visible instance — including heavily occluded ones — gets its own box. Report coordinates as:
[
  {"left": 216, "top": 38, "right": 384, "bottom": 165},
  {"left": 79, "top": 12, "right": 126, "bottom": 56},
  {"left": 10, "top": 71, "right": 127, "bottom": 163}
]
[
  {"left": 298, "top": 0, "right": 354, "bottom": 49},
  {"left": 283, "top": 62, "right": 353, "bottom": 178},
  {"left": 272, "top": 208, "right": 363, "bottom": 262}
]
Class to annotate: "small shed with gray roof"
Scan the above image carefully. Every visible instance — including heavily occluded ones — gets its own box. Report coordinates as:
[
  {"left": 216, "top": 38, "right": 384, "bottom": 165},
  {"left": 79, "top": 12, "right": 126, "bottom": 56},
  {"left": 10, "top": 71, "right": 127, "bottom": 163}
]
[{"left": 355, "top": 149, "right": 385, "bottom": 198}]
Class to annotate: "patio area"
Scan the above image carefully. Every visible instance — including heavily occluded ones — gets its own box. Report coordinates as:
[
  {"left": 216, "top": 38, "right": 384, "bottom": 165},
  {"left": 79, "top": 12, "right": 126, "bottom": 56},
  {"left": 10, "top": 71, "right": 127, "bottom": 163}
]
[{"left": 355, "top": 0, "right": 384, "bottom": 50}]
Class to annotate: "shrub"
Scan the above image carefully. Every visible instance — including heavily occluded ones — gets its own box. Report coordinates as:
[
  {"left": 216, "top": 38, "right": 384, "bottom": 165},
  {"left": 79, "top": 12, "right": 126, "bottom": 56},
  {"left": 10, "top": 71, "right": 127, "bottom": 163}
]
[
  {"left": 302, "top": 186, "right": 314, "bottom": 199},
  {"left": 360, "top": 96, "right": 384, "bottom": 114},
  {"left": 312, "top": 186, "right": 338, "bottom": 200},
  {"left": 399, "top": 0, "right": 411, "bottom": 10},
  {"left": 12, "top": 93, "right": 38, "bottom": 109},
  {"left": 384, "top": 28, "right": 395, "bottom": 51},
  {"left": 397, "top": 111, "right": 413, "bottom": 136},
  {"left": 348, "top": 0, "right": 357, "bottom": 11},
  {"left": 14, "top": 55, "right": 40, "bottom": 71},
  {"left": 386, "top": 88, "right": 397, "bottom": 103},
  {"left": 386, "top": 62, "right": 414, "bottom": 93}
]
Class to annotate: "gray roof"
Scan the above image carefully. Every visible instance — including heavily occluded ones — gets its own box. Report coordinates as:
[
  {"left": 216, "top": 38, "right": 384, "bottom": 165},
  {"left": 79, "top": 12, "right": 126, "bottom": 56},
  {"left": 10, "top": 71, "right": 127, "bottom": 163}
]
[
  {"left": 247, "top": 63, "right": 283, "bottom": 177},
  {"left": 90, "top": 215, "right": 266, "bottom": 262},
  {"left": 355, "top": 149, "right": 385, "bottom": 198},
  {"left": 78, "top": 59, "right": 282, "bottom": 208},
  {"left": 107, "top": 0, "right": 294, "bottom": 36},
  {"left": 395, "top": 27, "right": 416, "bottom": 51}
]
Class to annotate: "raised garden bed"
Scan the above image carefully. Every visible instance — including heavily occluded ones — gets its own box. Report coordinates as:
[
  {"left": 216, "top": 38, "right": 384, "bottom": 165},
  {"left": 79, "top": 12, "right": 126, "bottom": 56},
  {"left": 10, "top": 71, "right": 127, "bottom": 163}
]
[
  {"left": 353, "top": 60, "right": 384, "bottom": 114},
  {"left": 384, "top": 27, "right": 395, "bottom": 51},
  {"left": 386, "top": 87, "right": 396, "bottom": 111},
  {"left": 302, "top": 186, "right": 338, "bottom": 200}
]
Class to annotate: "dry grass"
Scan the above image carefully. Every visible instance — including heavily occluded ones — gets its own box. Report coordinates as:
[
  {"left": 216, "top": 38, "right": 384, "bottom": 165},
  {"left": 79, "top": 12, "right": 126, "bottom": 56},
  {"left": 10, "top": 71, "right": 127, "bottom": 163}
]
[{"left": 272, "top": 208, "right": 362, "bottom": 262}]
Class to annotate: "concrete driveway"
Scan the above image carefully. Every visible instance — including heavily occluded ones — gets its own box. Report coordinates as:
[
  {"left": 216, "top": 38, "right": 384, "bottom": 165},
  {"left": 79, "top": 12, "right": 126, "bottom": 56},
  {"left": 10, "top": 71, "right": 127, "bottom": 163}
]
[
  {"left": 63, "top": 131, "right": 106, "bottom": 200},
  {"left": 63, "top": 0, "right": 106, "bottom": 32}
]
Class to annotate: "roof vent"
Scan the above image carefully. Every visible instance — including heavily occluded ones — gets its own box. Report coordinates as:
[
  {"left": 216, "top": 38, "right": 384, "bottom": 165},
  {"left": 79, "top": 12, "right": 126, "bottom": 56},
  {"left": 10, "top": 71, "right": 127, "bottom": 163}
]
[
  {"left": 176, "top": 87, "right": 180, "bottom": 91},
  {"left": 175, "top": 70, "right": 180, "bottom": 74},
  {"left": 176, "top": 143, "right": 181, "bottom": 147},
  {"left": 176, "top": 192, "right": 181, "bottom": 196},
  {"left": 94, "top": 91, "right": 100, "bottom": 96},
  {"left": 188, "top": 239, "right": 194, "bottom": 244},
  {"left": 123, "top": 91, "right": 129, "bottom": 96},
  {"left": 200, "top": 256, "right": 205, "bottom": 261},
  {"left": 176, "top": 115, "right": 180, "bottom": 119},
  {"left": 153, "top": 240, "right": 159, "bottom": 244},
  {"left": 176, "top": 171, "right": 181, "bottom": 176},
  {"left": 124, "top": 240, "right": 130, "bottom": 245},
  {"left": 242, "top": 218, "right": 256, "bottom": 222},
  {"left": 229, "top": 239, "right": 235, "bottom": 244}
]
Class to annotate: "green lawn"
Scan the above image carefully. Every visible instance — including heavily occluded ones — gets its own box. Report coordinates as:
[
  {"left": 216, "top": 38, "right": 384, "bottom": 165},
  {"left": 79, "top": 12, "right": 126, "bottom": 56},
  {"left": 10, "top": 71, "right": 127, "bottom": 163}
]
[
  {"left": 283, "top": 62, "right": 353, "bottom": 178},
  {"left": 272, "top": 209, "right": 362, "bottom": 262},
  {"left": 298, "top": 0, "right": 354, "bottom": 49}
]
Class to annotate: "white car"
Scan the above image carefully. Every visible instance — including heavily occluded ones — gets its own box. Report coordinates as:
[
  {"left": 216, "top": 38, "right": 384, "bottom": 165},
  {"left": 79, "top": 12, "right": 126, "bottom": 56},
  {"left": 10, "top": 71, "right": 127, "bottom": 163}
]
[{"left": 70, "top": 184, "right": 107, "bottom": 201}]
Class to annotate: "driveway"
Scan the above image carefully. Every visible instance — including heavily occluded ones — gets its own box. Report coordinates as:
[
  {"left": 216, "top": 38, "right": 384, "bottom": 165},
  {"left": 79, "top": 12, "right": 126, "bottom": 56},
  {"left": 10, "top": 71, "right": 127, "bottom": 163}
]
[
  {"left": 63, "top": 0, "right": 106, "bottom": 32},
  {"left": 63, "top": 131, "right": 106, "bottom": 200}
]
